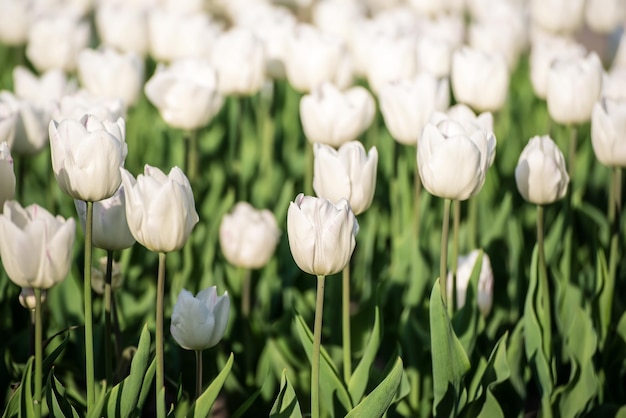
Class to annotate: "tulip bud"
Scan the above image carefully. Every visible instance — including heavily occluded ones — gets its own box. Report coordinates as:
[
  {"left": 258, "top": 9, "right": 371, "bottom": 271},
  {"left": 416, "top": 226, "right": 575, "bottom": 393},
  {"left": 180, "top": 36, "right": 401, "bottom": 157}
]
[
  {"left": 19, "top": 288, "right": 47, "bottom": 310},
  {"left": 365, "top": 33, "right": 416, "bottom": 94},
  {"left": 584, "top": 0, "right": 625, "bottom": 34},
  {"left": 219, "top": 202, "right": 280, "bottom": 269},
  {"left": 91, "top": 257, "right": 124, "bottom": 295},
  {"left": 546, "top": 52, "right": 603, "bottom": 125},
  {"left": 0, "top": 91, "right": 49, "bottom": 156},
  {"left": 75, "top": 185, "right": 136, "bottom": 251},
  {"left": 0, "top": 0, "right": 31, "bottom": 46},
  {"left": 0, "top": 201, "right": 76, "bottom": 289},
  {"left": 591, "top": 98, "right": 626, "bottom": 167},
  {"left": 531, "top": 0, "right": 584, "bottom": 35},
  {"left": 13, "top": 66, "right": 76, "bottom": 108},
  {"left": 0, "top": 142, "right": 15, "bottom": 211},
  {"left": 144, "top": 58, "right": 224, "bottom": 131},
  {"left": 451, "top": 46, "right": 509, "bottom": 112},
  {"left": 379, "top": 73, "right": 450, "bottom": 145},
  {"left": 515, "top": 135, "right": 569, "bottom": 205},
  {"left": 170, "top": 287, "right": 230, "bottom": 351},
  {"left": 52, "top": 90, "right": 125, "bottom": 123},
  {"left": 49, "top": 115, "right": 127, "bottom": 202},
  {"left": 415, "top": 36, "right": 453, "bottom": 78},
  {"left": 300, "top": 82, "right": 375, "bottom": 147},
  {"left": 446, "top": 250, "right": 493, "bottom": 317},
  {"left": 313, "top": 141, "right": 378, "bottom": 215},
  {"left": 602, "top": 69, "right": 626, "bottom": 101},
  {"left": 418, "top": 117, "right": 495, "bottom": 201},
  {"left": 95, "top": 3, "right": 149, "bottom": 55},
  {"left": 287, "top": 194, "right": 358, "bottom": 276},
  {"left": 120, "top": 165, "right": 199, "bottom": 253}
]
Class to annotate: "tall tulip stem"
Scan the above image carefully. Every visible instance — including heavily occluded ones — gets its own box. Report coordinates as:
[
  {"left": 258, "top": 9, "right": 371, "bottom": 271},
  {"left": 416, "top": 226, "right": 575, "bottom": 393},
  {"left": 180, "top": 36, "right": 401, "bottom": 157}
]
[
  {"left": 241, "top": 268, "right": 251, "bottom": 319},
  {"left": 104, "top": 250, "right": 114, "bottom": 386},
  {"left": 312, "top": 274, "right": 326, "bottom": 418},
  {"left": 195, "top": 350, "right": 202, "bottom": 401},
  {"left": 342, "top": 264, "right": 352, "bottom": 383},
  {"left": 34, "top": 287, "right": 42, "bottom": 418},
  {"left": 185, "top": 130, "right": 198, "bottom": 184},
  {"left": 156, "top": 252, "right": 167, "bottom": 415},
  {"left": 451, "top": 199, "right": 461, "bottom": 313},
  {"left": 607, "top": 168, "right": 622, "bottom": 320},
  {"left": 568, "top": 125, "right": 577, "bottom": 183},
  {"left": 440, "top": 199, "right": 451, "bottom": 306},
  {"left": 413, "top": 161, "right": 422, "bottom": 241},
  {"left": 84, "top": 201, "right": 95, "bottom": 411},
  {"left": 536, "top": 205, "right": 551, "bottom": 356},
  {"left": 467, "top": 197, "right": 478, "bottom": 249}
]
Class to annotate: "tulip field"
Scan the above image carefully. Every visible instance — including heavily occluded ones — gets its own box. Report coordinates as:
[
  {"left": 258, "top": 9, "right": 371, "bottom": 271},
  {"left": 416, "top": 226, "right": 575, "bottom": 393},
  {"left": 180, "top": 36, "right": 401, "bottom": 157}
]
[{"left": 1, "top": 1, "right": 626, "bottom": 417}]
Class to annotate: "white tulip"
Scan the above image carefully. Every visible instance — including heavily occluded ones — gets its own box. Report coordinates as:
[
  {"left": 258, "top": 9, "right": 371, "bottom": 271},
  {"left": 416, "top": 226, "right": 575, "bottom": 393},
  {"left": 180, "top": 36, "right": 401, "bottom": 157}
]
[
  {"left": 0, "top": 101, "right": 16, "bottom": 148},
  {"left": 585, "top": 0, "right": 625, "bottom": 34},
  {"left": 591, "top": 98, "right": 626, "bottom": 167},
  {"left": 0, "top": 91, "right": 49, "bottom": 156},
  {"left": 19, "top": 288, "right": 47, "bottom": 310},
  {"left": 52, "top": 90, "right": 125, "bottom": 123},
  {"left": 219, "top": 202, "right": 280, "bottom": 269},
  {"left": 415, "top": 36, "right": 453, "bottom": 78},
  {"left": 468, "top": 17, "right": 526, "bottom": 71},
  {"left": 446, "top": 250, "right": 494, "bottom": 317},
  {"left": 171, "top": 287, "right": 230, "bottom": 351},
  {"left": 287, "top": 194, "right": 358, "bottom": 276},
  {"left": 300, "top": 83, "right": 375, "bottom": 147},
  {"left": 0, "top": 0, "right": 32, "bottom": 46},
  {"left": 13, "top": 66, "right": 76, "bottom": 108},
  {"left": 379, "top": 73, "right": 450, "bottom": 145},
  {"left": 602, "top": 69, "right": 626, "bottom": 101},
  {"left": 451, "top": 46, "right": 509, "bottom": 112},
  {"left": 312, "top": 0, "right": 366, "bottom": 42},
  {"left": 531, "top": 0, "right": 584, "bottom": 35},
  {"left": 546, "top": 52, "right": 603, "bottom": 125},
  {"left": 95, "top": 3, "right": 149, "bottom": 55},
  {"left": 120, "top": 165, "right": 199, "bottom": 253},
  {"left": 515, "top": 135, "right": 569, "bottom": 205},
  {"left": 313, "top": 141, "right": 378, "bottom": 215},
  {"left": 91, "top": 257, "right": 124, "bottom": 295},
  {"left": 365, "top": 33, "right": 417, "bottom": 94},
  {"left": 0, "top": 201, "right": 76, "bottom": 289},
  {"left": 0, "top": 142, "right": 15, "bottom": 210}
]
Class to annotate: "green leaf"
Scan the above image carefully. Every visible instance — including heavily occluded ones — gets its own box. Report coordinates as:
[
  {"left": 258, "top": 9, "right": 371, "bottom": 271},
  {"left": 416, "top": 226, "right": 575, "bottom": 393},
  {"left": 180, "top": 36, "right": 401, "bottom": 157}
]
[
  {"left": 87, "top": 382, "right": 107, "bottom": 418},
  {"left": 269, "top": 370, "right": 303, "bottom": 418},
  {"left": 429, "top": 278, "right": 471, "bottom": 418},
  {"left": 20, "top": 358, "right": 35, "bottom": 418},
  {"left": 593, "top": 250, "right": 611, "bottom": 349},
  {"left": 46, "top": 370, "right": 80, "bottom": 418},
  {"left": 190, "top": 352, "right": 234, "bottom": 418},
  {"left": 349, "top": 307, "right": 381, "bottom": 404},
  {"left": 294, "top": 314, "right": 353, "bottom": 416},
  {"left": 345, "top": 357, "right": 403, "bottom": 418},
  {"left": 231, "top": 379, "right": 266, "bottom": 418}
]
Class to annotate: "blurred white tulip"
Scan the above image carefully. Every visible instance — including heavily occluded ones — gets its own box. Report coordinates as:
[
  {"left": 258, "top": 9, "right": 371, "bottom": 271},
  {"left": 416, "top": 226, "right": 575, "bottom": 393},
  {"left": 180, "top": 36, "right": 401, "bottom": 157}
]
[
  {"left": 95, "top": 3, "right": 149, "bottom": 55},
  {"left": 591, "top": 98, "right": 626, "bottom": 167},
  {"left": 415, "top": 36, "right": 453, "bottom": 78},
  {"left": 446, "top": 250, "right": 494, "bottom": 317},
  {"left": 365, "top": 33, "right": 417, "bottom": 94},
  {"left": 515, "top": 135, "right": 569, "bottom": 205},
  {"left": 530, "top": 0, "right": 584, "bottom": 35},
  {"left": 52, "top": 90, "right": 125, "bottom": 122},
  {"left": 0, "top": 0, "right": 32, "bottom": 46},
  {"left": 300, "top": 82, "right": 375, "bottom": 147},
  {"left": 312, "top": 0, "right": 366, "bottom": 42},
  {"left": 91, "top": 256, "right": 124, "bottom": 295},
  {"left": 13, "top": 66, "right": 76, "bottom": 108},
  {"left": 468, "top": 17, "right": 526, "bottom": 71},
  {"left": 0, "top": 91, "right": 49, "bottom": 156},
  {"left": 0, "top": 102, "right": 16, "bottom": 148},
  {"left": 546, "top": 52, "right": 603, "bottom": 124},
  {"left": 0, "top": 142, "right": 15, "bottom": 211},
  {"left": 602, "top": 69, "right": 626, "bottom": 101},
  {"left": 585, "top": 0, "right": 625, "bottom": 34},
  {"left": 19, "top": 287, "right": 46, "bottom": 310}
]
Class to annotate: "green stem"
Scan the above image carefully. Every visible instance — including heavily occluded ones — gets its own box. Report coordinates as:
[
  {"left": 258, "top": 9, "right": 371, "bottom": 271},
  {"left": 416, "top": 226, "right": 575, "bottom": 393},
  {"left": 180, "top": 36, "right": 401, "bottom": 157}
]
[
  {"left": 312, "top": 275, "right": 326, "bottom": 418},
  {"left": 84, "top": 201, "right": 95, "bottom": 411},
  {"left": 451, "top": 199, "right": 461, "bottom": 314},
  {"left": 536, "top": 205, "right": 551, "bottom": 357},
  {"left": 568, "top": 125, "right": 577, "bottom": 184},
  {"left": 305, "top": 141, "right": 313, "bottom": 196},
  {"left": 156, "top": 252, "right": 167, "bottom": 413},
  {"left": 195, "top": 350, "right": 202, "bottom": 401},
  {"left": 440, "top": 199, "right": 451, "bottom": 306},
  {"left": 413, "top": 159, "right": 422, "bottom": 241},
  {"left": 241, "top": 268, "right": 251, "bottom": 319},
  {"left": 34, "top": 287, "right": 42, "bottom": 418},
  {"left": 342, "top": 263, "right": 352, "bottom": 383},
  {"left": 259, "top": 85, "right": 275, "bottom": 178},
  {"left": 467, "top": 196, "right": 478, "bottom": 250},
  {"left": 104, "top": 250, "right": 113, "bottom": 386},
  {"left": 607, "top": 168, "right": 621, "bottom": 322},
  {"left": 185, "top": 130, "right": 198, "bottom": 185}
]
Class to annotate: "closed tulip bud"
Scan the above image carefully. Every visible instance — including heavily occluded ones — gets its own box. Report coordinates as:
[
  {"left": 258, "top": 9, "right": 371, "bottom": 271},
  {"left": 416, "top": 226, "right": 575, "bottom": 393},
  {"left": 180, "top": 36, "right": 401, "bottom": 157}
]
[
  {"left": 49, "top": 115, "right": 127, "bottom": 202},
  {"left": 13, "top": 66, "right": 76, "bottom": 108},
  {"left": 0, "top": 142, "right": 15, "bottom": 211},
  {"left": 531, "top": 0, "right": 584, "bottom": 35},
  {"left": 121, "top": 165, "right": 199, "bottom": 253},
  {"left": 26, "top": 12, "right": 90, "bottom": 72},
  {"left": 0, "top": 0, "right": 31, "bottom": 46},
  {"left": 219, "top": 202, "right": 280, "bottom": 269},
  {"left": 75, "top": 185, "right": 135, "bottom": 251},
  {"left": 591, "top": 98, "right": 626, "bottom": 167},
  {"left": 547, "top": 52, "right": 603, "bottom": 125},
  {"left": 144, "top": 58, "right": 224, "bottom": 131},
  {"left": 313, "top": 141, "right": 378, "bottom": 215},
  {"left": 602, "top": 69, "right": 626, "bottom": 101},
  {"left": 379, "top": 73, "right": 450, "bottom": 145},
  {"left": 416, "top": 36, "right": 453, "bottom": 78},
  {"left": 52, "top": 90, "right": 125, "bottom": 123},
  {"left": 468, "top": 17, "right": 525, "bottom": 71},
  {"left": 451, "top": 46, "right": 509, "bottom": 112},
  {"left": 95, "top": 3, "right": 149, "bottom": 56},
  {"left": 77, "top": 48, "right": 145, "bottom": 109},
  {"left": 287, "top": 194, "right": 358, "bottom": 276},
  {"left": 0, "top": 91, "right": 49, "bottom": 156},
  {"left": 19, "top": 287, "right": 47, "bottom": 310},
  {"left": 365, "top": 34, "right": 417, "bottom": 94},
  {"left": 285, "top": 24, "right": 353, "bottom": 92},
  {"left": 446, "top": 250, "right": 493, "bottom": 317},
  {"left": 418, "top": 117, "right": 495, "bottom": 201},
  {"left": 300, "top": 83, "right": 375, "bottom": 147},
  {"left": 312, "top": 0, "right": 365, "bottom": 41},
  {"left": 529, "top": 36, "right": 586, "bottom": 100},
  {"left": 515, "top": 135, "right": 569, "bottom": 205},
  {"left": 91, "top": 257, "right": 123, "bottom": 295},
  {"left": 585, "top": 0, "right": 625, "bottom": 34},
  {"left": 0, "top": 201, "right": 76, "bottom": 289},
  {"left": 210, "top": 28, "right": 266, "bottom": 96},
  {"left": 170, "top": 287, "right": 230, "bottom": 351}
]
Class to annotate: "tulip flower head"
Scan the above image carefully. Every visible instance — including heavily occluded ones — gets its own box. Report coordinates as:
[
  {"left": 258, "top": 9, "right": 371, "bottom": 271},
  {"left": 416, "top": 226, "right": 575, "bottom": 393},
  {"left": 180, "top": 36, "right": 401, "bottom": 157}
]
[
  {"left": 0, "top": 201, "right": 76, "bottom": 289},
  {"left": 120, "top": 165, "right": 199, "bottom": 253},
  {"left": 219, "top": 202, "right": 280, "bottom": 269},
  {"left": 446, "top": 250, "right": 494, "bottom": 317},
  {"left": 170, "top": 286, "right": 230, "bottom": 351},
  {"left": 49, "top": 114, "right": 127, "bottom": 202},
  {"left": 313, "top": 141, "right": 378, "bottom": 215},
  {"left": 417, "top": 116, "right": 495, "bottom": 201},
  {"left": 287, "top": 194, "right": 358, "bottom": 276},
  {"left": 515, "top": 135, "right": 569, "bottom": 205},
  {"left": 19, "top": 287, "right": 47, "bottom": 310},
  {"left": 591, "top": 98, "right": 626, "bottom": 167}
]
